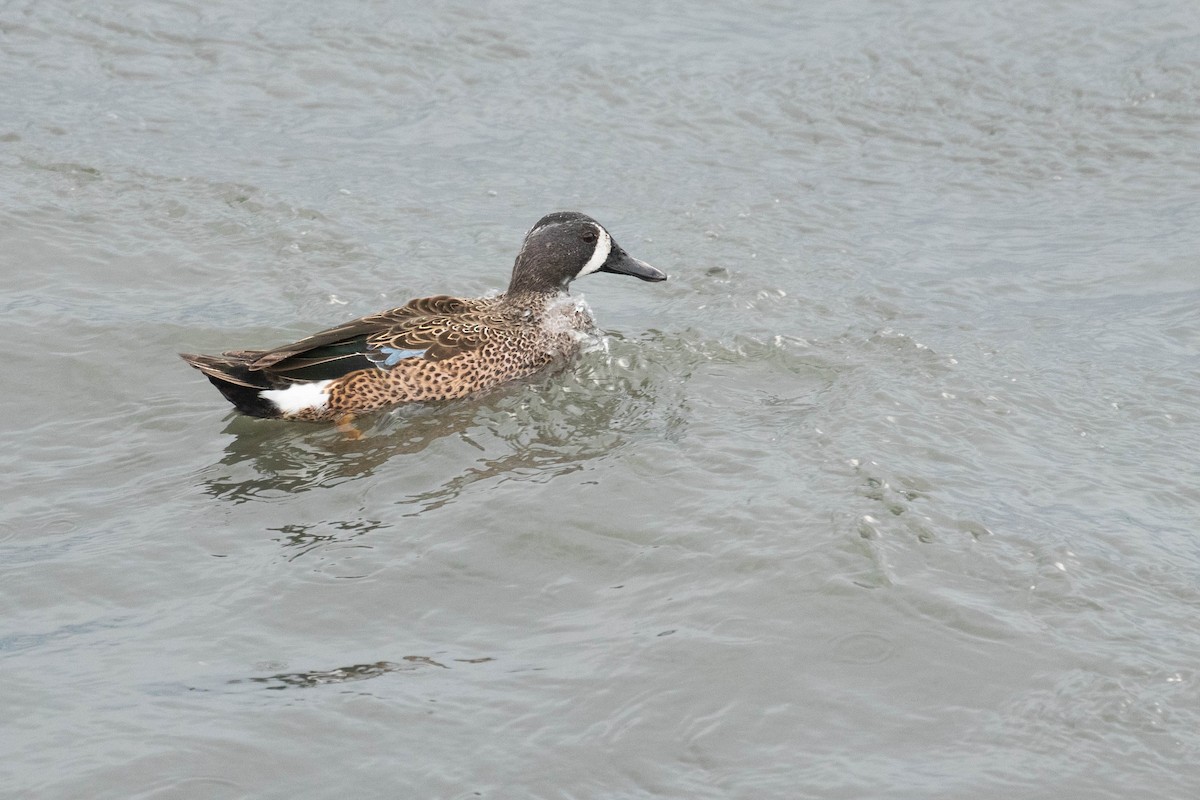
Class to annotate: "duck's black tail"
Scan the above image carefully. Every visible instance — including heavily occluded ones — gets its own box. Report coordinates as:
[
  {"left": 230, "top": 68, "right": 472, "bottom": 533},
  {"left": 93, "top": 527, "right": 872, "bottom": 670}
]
[{"left": 180, "top": 352, "right": 281, "bottom": 418}]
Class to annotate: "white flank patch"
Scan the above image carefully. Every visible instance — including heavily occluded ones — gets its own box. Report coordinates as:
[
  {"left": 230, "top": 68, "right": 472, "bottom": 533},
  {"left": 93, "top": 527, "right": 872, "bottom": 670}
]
[
  {"left": 261, "top": 380, "right": 333, "bottom": 416},
  {"left": 577, "top": 226, "right": 612, "bottom": 277}
]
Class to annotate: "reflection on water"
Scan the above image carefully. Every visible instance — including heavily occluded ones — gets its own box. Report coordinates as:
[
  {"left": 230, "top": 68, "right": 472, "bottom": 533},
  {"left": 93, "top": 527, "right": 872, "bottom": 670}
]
[
  {"left": 169, "top": 656, "right": 499, "bottom": 693},
  {"left": 198, "top": 399, "right": 484, "bottom": 502},
  {"left": 269, "top": 517, "right": 390, "bottom": 563},
  {"left": 233, "top": 657, "right": 456, "bottom": 690}
]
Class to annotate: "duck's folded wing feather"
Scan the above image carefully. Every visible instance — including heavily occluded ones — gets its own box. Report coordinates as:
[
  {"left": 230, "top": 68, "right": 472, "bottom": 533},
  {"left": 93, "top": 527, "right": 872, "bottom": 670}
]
[{"left": 244, "top": 296, "right": 492, "bottom": 382}]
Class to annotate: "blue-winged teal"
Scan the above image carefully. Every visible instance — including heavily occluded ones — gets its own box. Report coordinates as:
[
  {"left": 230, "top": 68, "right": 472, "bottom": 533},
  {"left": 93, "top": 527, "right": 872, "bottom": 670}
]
[{"left": 181, "top": 211, "right": 666, "bottom": 421}]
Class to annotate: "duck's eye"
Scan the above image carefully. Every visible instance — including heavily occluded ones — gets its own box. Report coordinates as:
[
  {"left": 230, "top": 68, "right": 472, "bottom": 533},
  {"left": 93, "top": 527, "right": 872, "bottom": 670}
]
[{"left": 581, "top": 229, "right": 598, "bottom": 243}]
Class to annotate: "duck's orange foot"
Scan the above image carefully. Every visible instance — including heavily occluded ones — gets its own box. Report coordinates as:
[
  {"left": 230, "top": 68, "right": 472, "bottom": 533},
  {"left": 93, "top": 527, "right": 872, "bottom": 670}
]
[{"left": 334, "top": 412, "right": 362, "bottom": 440}]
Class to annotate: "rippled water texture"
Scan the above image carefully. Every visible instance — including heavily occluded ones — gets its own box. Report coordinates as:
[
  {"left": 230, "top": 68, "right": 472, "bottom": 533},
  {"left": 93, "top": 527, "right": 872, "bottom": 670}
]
[{"left": 3, "top": 1, "right": 1200, "bottom": 797}]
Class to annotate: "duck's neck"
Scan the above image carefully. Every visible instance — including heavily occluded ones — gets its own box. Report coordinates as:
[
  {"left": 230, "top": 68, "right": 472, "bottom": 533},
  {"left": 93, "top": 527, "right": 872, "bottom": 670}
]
[
  {"left": 502, "top": 283, "right": 569, "bottom": 303},
  {"left": 505, "top": 248, "right": 573, "bottom": 295}
]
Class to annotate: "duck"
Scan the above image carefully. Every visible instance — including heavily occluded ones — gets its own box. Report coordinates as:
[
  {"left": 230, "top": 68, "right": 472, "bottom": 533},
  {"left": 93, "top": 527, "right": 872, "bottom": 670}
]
[{"left": 180, "top": 211, "right": 667, "bottom": 422}]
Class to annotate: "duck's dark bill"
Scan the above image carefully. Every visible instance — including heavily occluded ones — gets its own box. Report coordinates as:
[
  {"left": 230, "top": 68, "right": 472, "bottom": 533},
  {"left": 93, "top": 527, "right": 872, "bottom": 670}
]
[{"left": 601, "top": 249, "right": 668, "bottom": 282}]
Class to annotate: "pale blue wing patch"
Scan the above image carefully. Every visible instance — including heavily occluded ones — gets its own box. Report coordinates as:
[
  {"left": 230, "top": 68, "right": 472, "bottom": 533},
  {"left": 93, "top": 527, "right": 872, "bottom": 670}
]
[{"left": 378, "top": 346, "right": 428, "bottom": 367}]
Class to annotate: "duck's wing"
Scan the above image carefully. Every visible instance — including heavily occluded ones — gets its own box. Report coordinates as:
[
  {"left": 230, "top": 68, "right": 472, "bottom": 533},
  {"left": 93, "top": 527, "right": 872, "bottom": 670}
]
[{"left": 243, "top": 295, "right": 494, "bottom": 383}]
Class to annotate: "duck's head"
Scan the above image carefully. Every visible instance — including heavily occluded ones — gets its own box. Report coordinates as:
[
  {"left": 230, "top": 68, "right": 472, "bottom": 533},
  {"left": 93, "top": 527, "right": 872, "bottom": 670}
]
[{"left": 506, "top": 211, "right": 667, "bottom": 295}]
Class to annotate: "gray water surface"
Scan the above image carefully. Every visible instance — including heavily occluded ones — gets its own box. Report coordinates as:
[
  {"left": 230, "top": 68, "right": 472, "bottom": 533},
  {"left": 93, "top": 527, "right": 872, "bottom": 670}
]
[{"left": 3, "top": 1, "right": 1200, "bottom": 798}]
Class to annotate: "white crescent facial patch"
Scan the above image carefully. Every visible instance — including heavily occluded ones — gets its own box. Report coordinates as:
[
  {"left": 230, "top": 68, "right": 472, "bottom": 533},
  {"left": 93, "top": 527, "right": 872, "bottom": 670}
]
[{"left": 577, "top": 226, "right": 612, "bottom": 277}]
